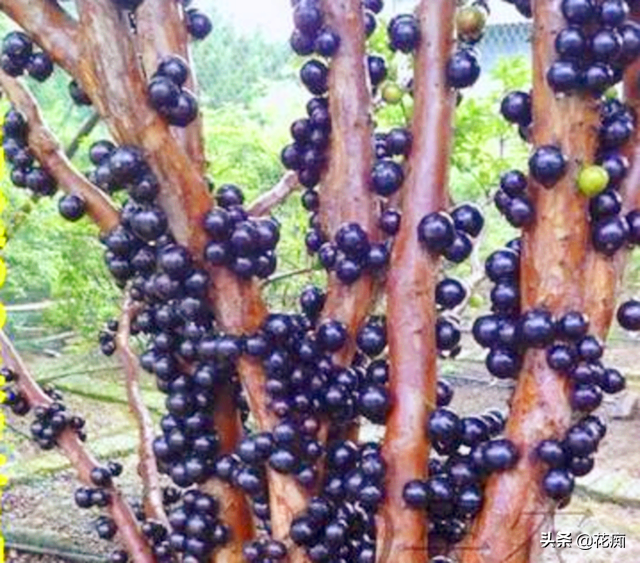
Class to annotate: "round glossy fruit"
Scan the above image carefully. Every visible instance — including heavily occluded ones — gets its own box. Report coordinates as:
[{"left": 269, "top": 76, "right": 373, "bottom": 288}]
[
  {"left": 617, "top": 299, "right": 640, "bottom": 331},
  {"left": 561, "top": 0, "right": 595, "bottom": 24},
  {"left": 69, "top": 80, "right": 92, "bottom": 106},
  {"left": 546, "top": 61, "right": 580, "bottom": 93},
  {"left": 577, "top": 165, "right": 609, "bottom": 197},
  {"left": 58, "top": 194, "right": 87, "bottom": 222},
  {"left": 592, "top": 215, "right": 628, "bottom": 256},
  {"left": 148, "top": 77, "right": 180, "bottom": 110},
  {"left": 555, "top": 27, "right": 587, "bottom": 61},
  {"left": 483, "top": 439, "right": 519, "bottom": 471},
  {"left": 186, "top": 9, "right": 213, "bottom": 39},
  {"left": 388, "top": 14, "right": 420, "bottom": 53},
  {"left": 403, "top": 480, "right": 428, "bottom": 508},
  {"left": 371, "top": 159, "right": 404, "bottom": 196},
  {"left": 417, "top": 212, "right": 455, "bottom": 254},
  {"left": 315, "top": 28, "right": 340, "bottom": 57},
  {"left": 158, "top": 55, "right": 190, "bottom": 87},
  {"left": 529, "top": 145, "right": 567, "bottom": 188},
  {"left": 446, "top": 49, "right": 480, "bottom": 89},
  {"left": 536, "top": 440, "right": 566, "bottom": 468},
  {"left": 485, "top": 348, "right": 521, "bottom": 379},
  {"left": 300, "top": 60, "right": 329, "bottom": 96},
  {"left": 500, "top": 91, "right": 531, "bottom": 126},
  {"left": 519, "top": 309, "right": 555, "bottom": 348},
  {"left": 485, "top": 249, "right": 519, "bottom": 282},
  {"left": 500, "top": 169, "right": 527, "bottom": 197},
  {"left": 451, "top": 203, "right": 484, "bottom": 237},
  {"left": 557, "top": 311, "right": 589, "bottom": 340},
  {"left": 601, "top": 367, "right": 626, "bottom": 394},
  {"left": 436, "top": 278, "right": 467, "bottom": 310},
  {"left": 27, "top": 52, "right": 54, "bottom": 82},
  {"left": 543, "top": 468, "right": 575, "bottom": 500}
]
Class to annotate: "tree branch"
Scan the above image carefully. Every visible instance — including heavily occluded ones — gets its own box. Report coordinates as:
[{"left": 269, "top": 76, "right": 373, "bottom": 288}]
[
  {"left": 135, "top": 1, "right": 207, "bottom": 172},
  {"left": 74, "top": 6, "right": 258, "bottom": 560},
  {"left": 317, "top": 0, "right": 378, "bottom": 364},
  {"left": 66, "top": 109, "right": 101, "bottom": 159},
  {"left": 0, "top": 0, "right": 80, "bottom": 76},
  {"left": 75, "top": 0, "right": 213, "bottom": 250},
  {"left": 0, "top": 330, "right": 154, "bottom": 563},
  {"left": 247, "top": 171, "right": 300, "bottom": 216},
  {"left": 461, "top": 2, "right": 601, "bottom": 561},
  {"left": 0, "top": 70, "right": 119, "bottom": 234},
  {"left": 379, "top": 1, "right": 457, "bottom": 560},
  {"left": 116, "top": 295, "right": 168, "bottom": 527}
]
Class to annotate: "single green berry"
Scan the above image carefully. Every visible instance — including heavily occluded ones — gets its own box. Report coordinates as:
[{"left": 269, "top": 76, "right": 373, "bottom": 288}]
[
  {"left": 577, "top": 165, "right": 609, "bottom": 197},
  {"left": 381, "top": 82, "right": 404, "bottom": 104}
]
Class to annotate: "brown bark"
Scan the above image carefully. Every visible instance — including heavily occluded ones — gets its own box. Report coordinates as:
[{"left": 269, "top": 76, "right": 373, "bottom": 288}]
[
  {"left": 318, "top": 0, "right": 377, "bottom": 367},
  {"left": 0, "top": 330, "right": 155, "bottom": 563},
  {"left": 2, "top": 1, "right": 315, "bottom": 560},
  {"left": 378, "top": 1, "right": 456, "bottom": 561},
  {"left": 117, "top": 296, "right": 168, "bottom": 527},
  {"left": 0, "top": 70, "right": 119, "bottom": 233},
  {"left": 74, "top": 0, "right": 212, "bottom": 250},
  {"left": 460, "top": 2, "right": 603, "bottom": 562},
  {"left": 136, "top": 1, "right": 207, "bottom": 172}
]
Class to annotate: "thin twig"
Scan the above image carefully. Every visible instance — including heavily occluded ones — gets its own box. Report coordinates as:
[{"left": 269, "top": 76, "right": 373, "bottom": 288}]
[
  {"left": 261, "top": 267, "right": 315, "bottom": 287},
  {"left": 65, "top": 110, "right": 101, "bottom": 159},
  {"left": 379, "top": 1, "right": 457, "bottom": 560},
  {"left": 0, "top": 330, "right": 154, "bottom": 563},
  {"left": 116, "top": 294, "right": 168, "bottom": 527},
  {"left": 0, "top": 71, "right": 119, "bottom": 234},
  {"left": 247, "top": 171, "right": 300, "bottom": 217}
]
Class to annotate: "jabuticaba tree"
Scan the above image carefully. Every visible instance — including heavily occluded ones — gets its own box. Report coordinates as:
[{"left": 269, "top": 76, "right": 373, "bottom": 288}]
[{"left": 2, "top": 0, "right": 640, "bottom": 562}]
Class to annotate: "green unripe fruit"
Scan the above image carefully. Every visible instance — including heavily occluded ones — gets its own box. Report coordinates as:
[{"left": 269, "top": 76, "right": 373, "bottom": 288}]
[
  {"left": 577, "top": 165, "right": 609, "bottom": 197},
  {"left": 381, "top": 82, "right": 404, "bottom": 104}
]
